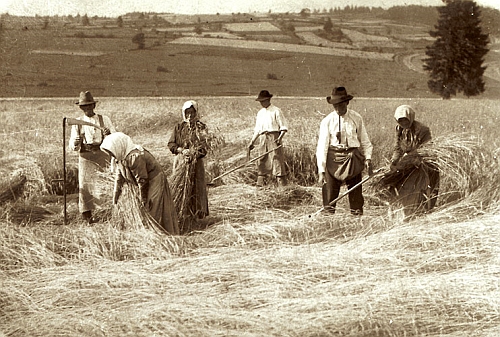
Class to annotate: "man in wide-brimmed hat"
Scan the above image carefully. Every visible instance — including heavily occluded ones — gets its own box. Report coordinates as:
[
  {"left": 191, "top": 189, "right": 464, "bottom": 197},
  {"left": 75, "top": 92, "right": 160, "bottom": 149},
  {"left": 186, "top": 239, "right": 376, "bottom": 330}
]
[
  {"left": 248, "top": 90, "right": 288, "bottom": 187},
  {"left": 316, "top": 86, "right": 373, "bottom": 215},
  {"left": 69, "top": 91, "right": 116, "bottom": 224}
]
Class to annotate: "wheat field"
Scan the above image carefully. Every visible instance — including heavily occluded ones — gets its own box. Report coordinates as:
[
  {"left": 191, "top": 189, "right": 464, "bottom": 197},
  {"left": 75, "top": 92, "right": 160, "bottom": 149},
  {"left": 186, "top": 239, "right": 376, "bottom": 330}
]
[{"left": 1, "top": 96, "right": 499, "bottom": 336}]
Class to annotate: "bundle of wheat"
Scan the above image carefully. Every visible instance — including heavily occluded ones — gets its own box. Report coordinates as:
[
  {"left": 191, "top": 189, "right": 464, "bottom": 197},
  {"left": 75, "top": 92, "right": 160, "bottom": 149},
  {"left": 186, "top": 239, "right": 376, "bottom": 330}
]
[
  {"left": 2, "top": 201, "right": 55, "bottom": 224},
  {"left": 93, "top": 170, "right": 164, "bottom": 234},
  {"left": 417, "top": 134, "right": 485, "bottom": 197},
  {"left": 170, "top": 157, "right": 197, "bottom": 233},
  {"left": 112, "top": 183, "right": 166, "bottom": 235},
  {"left": 0, "top": 173, "right": 26, "bottom": 205},
  {"left": 370, "top": 133, "right": 488, "bottom": 207}
]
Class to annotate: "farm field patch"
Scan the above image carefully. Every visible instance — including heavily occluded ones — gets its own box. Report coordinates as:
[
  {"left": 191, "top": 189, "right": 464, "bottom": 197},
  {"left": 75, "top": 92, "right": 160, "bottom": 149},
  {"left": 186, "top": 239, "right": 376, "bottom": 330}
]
[
  {"left": 223, "top": 22, "right": 282, "bottom": 32},
  {"left": 169, "top": 36, "right": 395, "bottom": 60},
  {"left": 0, "top": 11, "right": 499, "bottom": 100}
]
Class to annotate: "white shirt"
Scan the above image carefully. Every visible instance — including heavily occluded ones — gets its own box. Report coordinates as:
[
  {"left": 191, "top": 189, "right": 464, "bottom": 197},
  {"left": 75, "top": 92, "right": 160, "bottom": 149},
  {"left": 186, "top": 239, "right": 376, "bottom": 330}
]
[
  {"left": 69, "top": 114, "right": 116, "bottom": 151},
  {"left": 316, "top": 109, "right": 373, "bottom": 173},
  {"left": 252, "top": 104, "right": 288, "bottom": 139}
]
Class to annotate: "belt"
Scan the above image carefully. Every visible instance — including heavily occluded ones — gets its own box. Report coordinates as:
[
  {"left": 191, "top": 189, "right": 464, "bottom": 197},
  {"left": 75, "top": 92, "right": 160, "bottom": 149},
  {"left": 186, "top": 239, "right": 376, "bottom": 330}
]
[
  {"left": 80, "top": 144, "right": 102, "bottom": 152},
  {"left": 328, "top": 146, "right": 356, "bottom": 152},
  {"left": 260, "top": 131, "right": 280, "bottom": 135}
]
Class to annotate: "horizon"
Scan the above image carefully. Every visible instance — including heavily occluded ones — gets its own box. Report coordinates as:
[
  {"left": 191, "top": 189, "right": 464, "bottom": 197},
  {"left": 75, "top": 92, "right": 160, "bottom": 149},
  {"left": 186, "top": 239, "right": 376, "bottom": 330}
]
[{"left": 0, "top": 0, "right": 499, "bottom": 18}]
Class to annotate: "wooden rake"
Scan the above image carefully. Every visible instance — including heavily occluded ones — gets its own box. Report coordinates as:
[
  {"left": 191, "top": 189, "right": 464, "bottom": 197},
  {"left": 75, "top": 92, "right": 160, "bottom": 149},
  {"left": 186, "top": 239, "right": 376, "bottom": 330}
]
[{"left": 207, "top": 144, "right": 283, "bottom": 186}]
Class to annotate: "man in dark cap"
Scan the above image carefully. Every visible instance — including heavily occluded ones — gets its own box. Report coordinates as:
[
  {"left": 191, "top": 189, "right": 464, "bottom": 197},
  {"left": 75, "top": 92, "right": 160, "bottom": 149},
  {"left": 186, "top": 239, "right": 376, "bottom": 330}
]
[
  {"left": 316, "top": 86, "right": 373, "bottom": 215},
  {"left": 248, "top": 90, "right": 288, "bottom": 187},
  {"left": 69, "top": 91, "right": 116, "bottom": 223}
]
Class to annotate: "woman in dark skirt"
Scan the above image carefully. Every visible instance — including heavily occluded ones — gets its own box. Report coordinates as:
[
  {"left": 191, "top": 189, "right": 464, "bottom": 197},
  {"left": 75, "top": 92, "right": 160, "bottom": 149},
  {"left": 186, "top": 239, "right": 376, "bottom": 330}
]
[
  {"left": 381, "top": 105, "right": 440, "bottom": 216},
  {"left": 101, "top": 132, "right": 179, "bottom": 235},
  {"left": 168, "top": 101, "right": 209, "bottom": 229}
]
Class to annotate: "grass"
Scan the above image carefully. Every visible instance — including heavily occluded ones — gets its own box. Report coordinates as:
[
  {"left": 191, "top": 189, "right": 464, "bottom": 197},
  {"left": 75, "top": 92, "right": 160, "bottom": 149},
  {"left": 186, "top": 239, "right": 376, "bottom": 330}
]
[{"left": 1, "top": 96, "right": 500, "bottom": 336}]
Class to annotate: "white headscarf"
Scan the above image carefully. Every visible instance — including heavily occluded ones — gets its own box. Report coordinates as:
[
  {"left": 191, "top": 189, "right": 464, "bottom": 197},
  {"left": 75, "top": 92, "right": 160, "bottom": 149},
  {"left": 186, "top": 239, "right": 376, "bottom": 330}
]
[
  {"left": 100, "top": 132, "right": 144, "bottom": 162},
  {"left": 394, "top": 105, "right": 415, "bottom": 127},
  {"left": 182, "top": 100, "right": 199, "bottom": 123}
]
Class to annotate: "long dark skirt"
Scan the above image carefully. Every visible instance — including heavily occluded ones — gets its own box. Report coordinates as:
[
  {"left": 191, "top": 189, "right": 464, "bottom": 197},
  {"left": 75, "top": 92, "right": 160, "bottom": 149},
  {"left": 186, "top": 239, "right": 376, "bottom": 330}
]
[
  {"left": 173, "top": 155, "right": 209, "bottom": 220},
  {"left": 147, "top": 172, "right": 179, "bottom": 235},
  {"left": 381, "top": 160, "right": 440, "bottom": 216}
]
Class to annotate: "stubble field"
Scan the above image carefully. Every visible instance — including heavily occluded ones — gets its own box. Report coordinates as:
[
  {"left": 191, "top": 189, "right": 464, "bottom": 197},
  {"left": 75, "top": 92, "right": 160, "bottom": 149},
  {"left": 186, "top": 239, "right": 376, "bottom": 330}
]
[{"left": 1, "top": 95, "right": 500, "bottom": 336}]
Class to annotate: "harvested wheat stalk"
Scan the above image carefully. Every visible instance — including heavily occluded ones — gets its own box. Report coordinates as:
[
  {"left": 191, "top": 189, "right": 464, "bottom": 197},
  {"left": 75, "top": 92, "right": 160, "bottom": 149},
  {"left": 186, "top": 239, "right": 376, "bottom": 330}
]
[
  {"left": 112, "top": 183, "right": 167, "bottom": 235},
  {"left": 0, "top": 174, "right": 27, "bottom": 205},
  {"left": 170, "top": 157, "right": 197, "bottom": 233}
]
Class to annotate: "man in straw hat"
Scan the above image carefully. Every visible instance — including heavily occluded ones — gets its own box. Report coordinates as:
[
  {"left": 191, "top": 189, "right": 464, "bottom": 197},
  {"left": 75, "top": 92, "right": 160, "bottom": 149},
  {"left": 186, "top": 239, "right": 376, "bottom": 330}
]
[
  {"left": 316, "top": 86, "right": 373, "bottom": 215},
  {"left": 248, "top": 90, "right": 288, "bottom": 187},
  {"left": 69, "top": 91, "right": 116, "bottom": 224}
]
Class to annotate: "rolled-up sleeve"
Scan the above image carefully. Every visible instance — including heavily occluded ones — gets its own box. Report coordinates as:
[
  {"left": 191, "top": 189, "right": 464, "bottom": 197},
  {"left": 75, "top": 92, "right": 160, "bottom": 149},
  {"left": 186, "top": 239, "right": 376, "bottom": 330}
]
[
  {"left": 103, "top": 115, "right": 117, "bottom": 133},
  {"left": 276, "top": 108, "right": 288, "bottom": 132},
  {"left": 68, "top": 125, "right": 80, "bottom": 151},
  {"left": 357, "top": 118, "right": 373, "bottom": 160},
  {"left": 316, "top": 117, "right": 330, "bottom": 173}
]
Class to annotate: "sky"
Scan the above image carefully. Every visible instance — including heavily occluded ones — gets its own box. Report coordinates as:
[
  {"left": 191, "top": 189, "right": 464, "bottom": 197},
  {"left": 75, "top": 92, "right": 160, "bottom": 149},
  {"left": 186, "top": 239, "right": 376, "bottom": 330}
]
[{"left": 0, "top": 0, "right": 499, "bottom": 17}]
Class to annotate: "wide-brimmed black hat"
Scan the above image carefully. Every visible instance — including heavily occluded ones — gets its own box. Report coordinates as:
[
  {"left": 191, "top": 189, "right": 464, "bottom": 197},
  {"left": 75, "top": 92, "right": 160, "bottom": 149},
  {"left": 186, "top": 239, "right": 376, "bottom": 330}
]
[
  {"left": 326, "top": 87, "right": 353, "bottom": 105},
  {"left": 75, "top": 91, "right": 98, "bottom": 106},
  {"left": 255, "top": 90, "right": 273, "bottom": 101}
]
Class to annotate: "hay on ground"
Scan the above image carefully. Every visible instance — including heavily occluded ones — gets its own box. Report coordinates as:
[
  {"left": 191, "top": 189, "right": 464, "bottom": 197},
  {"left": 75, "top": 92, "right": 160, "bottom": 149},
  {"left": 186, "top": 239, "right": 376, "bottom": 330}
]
[{"left": 370, "top": 133, "right": 491, "bottom": 213}]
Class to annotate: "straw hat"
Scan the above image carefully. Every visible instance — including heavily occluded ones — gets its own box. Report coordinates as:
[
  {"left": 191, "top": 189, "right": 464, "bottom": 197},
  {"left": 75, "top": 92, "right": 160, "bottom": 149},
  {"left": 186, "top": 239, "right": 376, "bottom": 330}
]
[{"left": 75, "top": 91, "right": 98, "bottom": 106}]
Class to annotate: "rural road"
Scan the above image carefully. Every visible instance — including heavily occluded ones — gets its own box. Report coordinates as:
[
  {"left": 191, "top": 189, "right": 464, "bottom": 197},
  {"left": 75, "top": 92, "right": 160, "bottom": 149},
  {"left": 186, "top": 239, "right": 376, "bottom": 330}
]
[{"left": 397, "top": 52, "right": 500, "bottom": 83}]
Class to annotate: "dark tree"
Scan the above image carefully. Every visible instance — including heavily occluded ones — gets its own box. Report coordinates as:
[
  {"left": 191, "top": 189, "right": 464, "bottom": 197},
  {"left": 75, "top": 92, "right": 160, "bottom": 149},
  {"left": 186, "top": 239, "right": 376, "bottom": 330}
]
[
  {"left": 323, "top": 17, "right": 333, "bottom": 32},
  {"left": 423, "top": 0, "right": 489, "bottom": 99},
  {"left": 299, "top": 8, "right": 311, "bottom": 18},
  {"left": 132, "top": 32, "right": 146, "bottom": 49},
  {"left": 116, "top": 16, "right": 123, "bottom": 28},
  {"left": 81, "top": 14, "right": 90, "bottom": 26}
]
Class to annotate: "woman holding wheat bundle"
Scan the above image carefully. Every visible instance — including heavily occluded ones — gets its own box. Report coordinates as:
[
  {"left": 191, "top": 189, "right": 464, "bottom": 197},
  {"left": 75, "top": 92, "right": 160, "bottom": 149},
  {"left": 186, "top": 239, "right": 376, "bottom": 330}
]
[
  {"left": 380, "top": 105, "right": 440, "bottom": 217},
  {"left": 100, "top": 132, "right": 179, "bottom": 235},
  {"left": 168, "top": 100, "right": 209, "bottom": 232}
]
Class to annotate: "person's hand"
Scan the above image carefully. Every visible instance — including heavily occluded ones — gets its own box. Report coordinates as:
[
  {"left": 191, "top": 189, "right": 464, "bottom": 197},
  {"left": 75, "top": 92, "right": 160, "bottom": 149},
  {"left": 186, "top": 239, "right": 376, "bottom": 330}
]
[
  {"left": 318, "top": 172, "right": 326, "bottom": 186},
  {"left": 390, "top": 158, "right": 400, "bottom": 172},
  {"left": 74, "top": 136, "right": 81, "bottom": 147},
  {"left": 102, "top": 127, "right": 111, "bottom": 136},
  {"left": 365, "top": 159, "right": 373, "bottom": 176}
]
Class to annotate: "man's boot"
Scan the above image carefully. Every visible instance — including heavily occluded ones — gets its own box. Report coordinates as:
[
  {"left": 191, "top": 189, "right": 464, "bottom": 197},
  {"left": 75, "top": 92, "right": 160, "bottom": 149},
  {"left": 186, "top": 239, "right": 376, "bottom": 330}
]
[
  {"left": 82, "top": 210, "right": 99, "bottom": 224},
  {"left": 256, "top": 175, "right": 265, "bottom": 187},
  {"left": 277, "top": 176, "right": 287, "bottom": 187}
]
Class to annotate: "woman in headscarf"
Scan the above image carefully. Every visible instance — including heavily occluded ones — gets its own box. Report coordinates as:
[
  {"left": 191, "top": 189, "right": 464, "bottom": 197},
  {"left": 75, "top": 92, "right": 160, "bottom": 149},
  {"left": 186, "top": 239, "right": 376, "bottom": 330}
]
[
  {"left": 100, "top": 132, "right": 179, "bottom": 235},
  {"left": 381, "top": 105, "right": 440, "bottom": 216},
  {"left": 168, "top": 100, "right": 209, "bottom": 228}
]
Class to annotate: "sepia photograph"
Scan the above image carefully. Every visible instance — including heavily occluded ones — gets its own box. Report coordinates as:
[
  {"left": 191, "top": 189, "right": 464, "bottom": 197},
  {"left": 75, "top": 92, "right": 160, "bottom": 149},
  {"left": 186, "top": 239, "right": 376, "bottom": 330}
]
[{"left": 1, "top": 0, "right": 499, "bottom": 335}]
